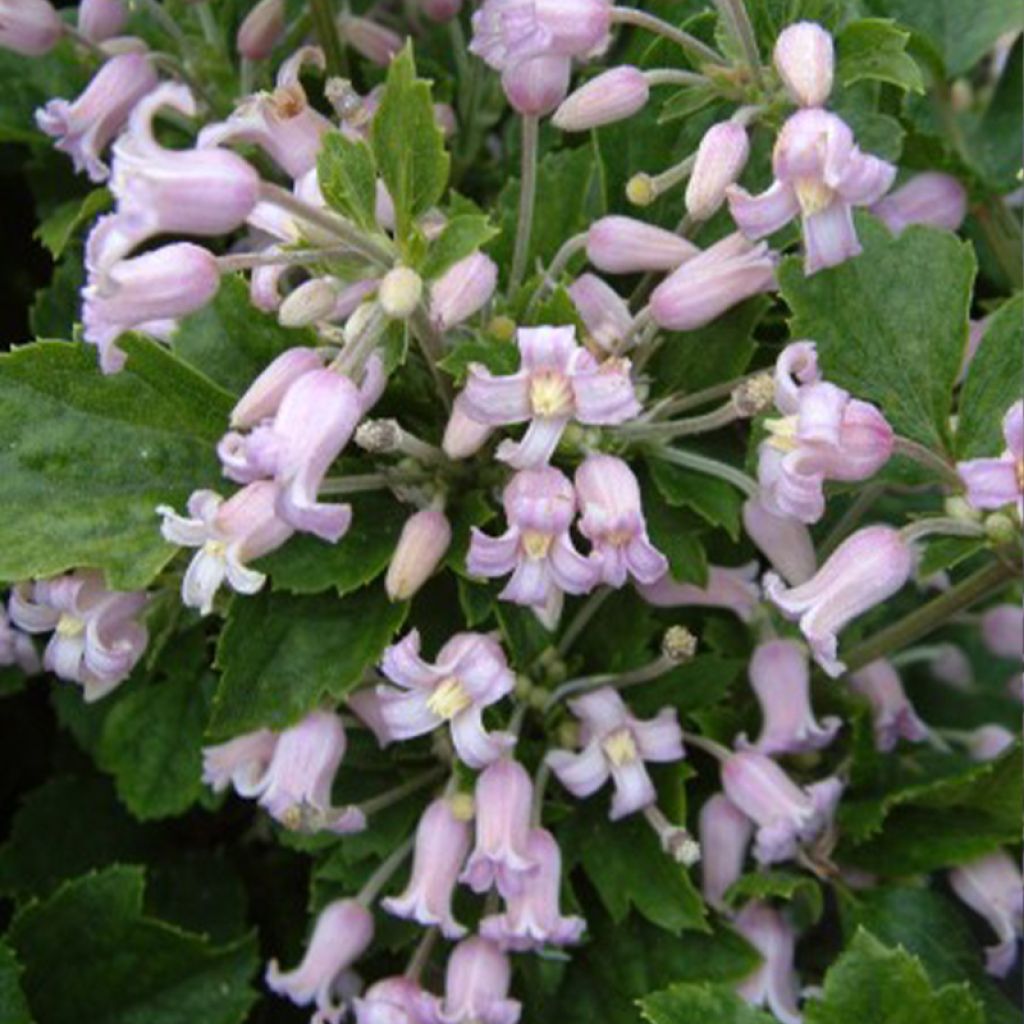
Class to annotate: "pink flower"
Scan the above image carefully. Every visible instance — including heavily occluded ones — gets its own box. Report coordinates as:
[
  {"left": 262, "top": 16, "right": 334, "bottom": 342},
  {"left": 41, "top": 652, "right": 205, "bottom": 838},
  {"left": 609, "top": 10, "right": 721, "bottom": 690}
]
[
  {"left": 773, "top": 21, "right": 834, "bottom": 108},
  {"left": 383, "top": 797, "right": 472, "bottom": 938},
  {"left": 229, "top": 348, "right": 324, "bottom": 430},
  {"left": 734, "top": 902, "right": 803, "bottom": 1024},
  {"left": 586, "top": 216, "right": 698, "bottom": 274},
  {"left": 568, "top": 274, "right": 632, "bottom": 352},
  {"left": 957, "top": 400, "right": 1023, "bottom": 516},
  {"left": 546, "top": 687, "right": 684, "bottom": 820},
  {"left": 637, "top": 563, "right": 761, "bottom": 623},
  {"left": 354, "top": 977, "right": 429, "bottom": 1024},
  {"left": 338, "top": 15, "right": 404, "bottom": 67},
  {"left": 498, "top": 53, "right": 571, "bottom": 116},
  {"left": 965, "top": 724, "right": 1016, "bottom": 762},
  {"left": 649, "top": 232, "right": 778, "bottom": 331},
  {"left": 8, "top": 571, "right": 147, "bottom": 701},
  {"left": 481, "top": 827, "right": 585, "bottom": 951},
  {"left": 758, "top": 342, "right": 893, "bottom": 524},
  {"left": 36, "top": 52, "right": 159, "bottom": 182},
  {"left": 0, "top": 0, "right": 63, "bottom": 56},
  {"left": 871, "top": 171, "right": 967, "bottom": 235},
  {"left": 575, "top": 454, "right": 668, "bottom": 587},
  {"left": 421, "top": 937, "right": 521, "bottom": 1024},
  {"left": 157, "top": 482, "right": 295, "bottom": 615},
  {"left": 386, "top": 509, "right": 453, "bottom": 601},
  {"left": 698, "top": 793, "right": 753, "bottom": 912},
  {"left": 0, "top": 604, "right": 40, "bottom": 676},
  {"left": 849, "top": 659, "right": 928, "bottom": 752},
  {"left": 430, "top": 252, "right": 498, "bottom": 331},
  {"left": 685, "top": 122, "right": 751, "bottom": 221},
  {"left": 742, "top": 496, "right": 817, "bottom": 585},
  {"left": 376, "top": 630, "right": 515, "bottom": 769},
  {"left": 78, "top": 0, "right": 128, "bottom": 43},
  {"left": 201, "top": 728, "right": 278, "bottom": 797},
  {"left": 553, "top": 66, "right": 650, "bottom": 131},
  {"left": 460, "top": 758, "right": 537, "bottom": 897},
  {"left": 460, "top": 325, "right": 640, "bottom": 469},
  {"left": 949, "top": 851, "right": 1023, "bottom": 977},
  {"left": 266, "top": 899, "right": 375, "bottom": 1024},
  {"left": 727, "top": 108, "right": 896, "bottom": 274},
  {"left": 236, "top": 0, "right": 285, "bottom": 61},
  {"left": 737, "top": 639, "right": 840, "bottom": 755},
  {"left": 765, "top": 524, "right": 915, "bottom": 677},
  {"left": 981, "top": 603, "right": 1023, "bottom": 660},
  {"left": 468, "top": 467, "right": 598, "bottom": 629},
  {"left": 722, "top": 750, "right": 842, "bottom": 865},
  {"left": 443, "top": 394, "right": 495, "bottom": 459}
]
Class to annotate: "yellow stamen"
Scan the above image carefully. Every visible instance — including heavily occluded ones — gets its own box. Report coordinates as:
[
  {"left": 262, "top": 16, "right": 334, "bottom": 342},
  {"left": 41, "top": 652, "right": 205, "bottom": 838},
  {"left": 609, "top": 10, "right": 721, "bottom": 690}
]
[
  {"left": 794, "top": 177, "right": 835, "bottom": 217},
  {"left": 427, "top": 676, "right": 473, "bottom": 720},
  {"left": 529, "top": 370, "right": 574, "bottom": 418},
  {"left": 203, "top": 539, "right": 228, "bottom": 559},
  {"left": 449, "top": 792, "right": 475, "bottom": 822},
  {"left": 55, "top": 614, "right": 85, "bottom": 638},
  {"left": 521, "top": 531, "right": 554, "bottom": 560},
  {"left": 1015, "top": 459, "right": 1024, "bottom": 491},
  {"left": 764, "top": 415, "right": 799, "bottom": 453},
  {"left": 602, "top": 728, "right": 639, "bottom": 766}
]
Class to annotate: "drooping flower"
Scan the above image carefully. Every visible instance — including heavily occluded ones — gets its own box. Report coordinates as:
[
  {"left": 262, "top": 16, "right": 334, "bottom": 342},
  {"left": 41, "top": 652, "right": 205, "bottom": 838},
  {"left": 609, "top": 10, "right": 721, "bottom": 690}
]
[
  {"left": 460, "top": 326, "right": 639, "bottom": 469},
  {"left": 765, "top": 525, "right": 915, "bottom": 677},
  {"left": 467, "top": 466, "right": 598, "bottom": 629},
  {"left": 964, "top": 724, "right": 1016, "bottom": 762},
  {"left": 157, "top": 482, "right": 295, "bottom": 615},
  {"left": 386, "top": 509, "right": 453, "bottom": 601},
  {"left": 737, "top": 639, "right": 841, "bottom": 755},
  {"left": 0, "top": 605, "right": 40, "bottom": 676},
  {"left": 957, "top": 400, "right": 1024, "bottom": 516},
  {"left": 201, "top": 728, "right": 278, "bottom": 798},
  {"left": 949, "top": 851, "right": 1023, "bottom": 978},
  {"left": 685, "top": 122, "right": 751, "bottom": 221},
  {"left": 981, "top": 603, "right": 1024, "bottom": 660},
  {"left": 383, "top": 796, "right": 472, "bottom": 938},
  {"left": 266, "top": 899, "right": 374, "bottom": 1024},
  {"left": 871, "top": 171, "right": 968, "bottom": 236},
  {"left": 727, "top": 108, "right": 896, "bottom": 274},
  {"left": 8, "top": 571, "right": 147, "bottom": 701},
  {"left": 546, "top": 687, "right": 684, "bottom": 820},
  {"left": 574, "top": 454, "right": 668, "bottom": 587},
  {"left": 420, "top": 936, "right": 522, "bottom": 1024},
  {"left": 353, "top": 977, "right": 430, "bottom": 1024},
  {"left": 229, "top": 348, "right": 324, "bottom": 429},
  {"left": 849, "top": 659, "right": 929, "bottom": 752},
  {"left": 78, "top": 0, "right": 128, "bottom": 44},
  {"left": 742, "top": 496, "right": 817, "bottom": 585},
  {"left": 376, "top": 630, "right": 515, "bottom": 768},
  {"left": 35, "top": 51, "right": 159, "bottom": 182},
  {"left": 721, "top": 750, "right": 843, "bottom": 866},
  {"left": 637, "top": 563, "right": 761, "bottom": 623},
  {"left": 734, "top": 902, "right": 803, "bottom": 1024},
  {"left": 698, "top": 793, "right": 753, "bottom": 912},
  {"left": 236, "top": 0, "right": 285, "bottom": 61}
]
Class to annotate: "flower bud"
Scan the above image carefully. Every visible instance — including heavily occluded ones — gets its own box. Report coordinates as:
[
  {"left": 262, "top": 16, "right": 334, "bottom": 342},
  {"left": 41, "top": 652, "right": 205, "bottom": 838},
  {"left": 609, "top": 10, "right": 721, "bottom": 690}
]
[
  {"left": 849, "top": 659, "right": 928, "bottom": 752},
  {"left": 237, "top": 0, "right": 285, "bottom": 61},
  {"left": 443, "top": 395, "right": 494, "bottom": 459},
  {"left": 338, "top": 15, "right": 403, "bottom": 66},
  {"left": 586, "top": 216, "right": 698, "bottom": 274},
  {"left": 949, "top": 852, "right": 1024, "bottom": 978},
  {"left": 502, "top": 54, "right": 571, "bottom": 116},
  {"left": 0, "top": 0, "right": 62, "bottom": 56},
  {"left": 378, "top": 266, "right": 423, "bottom": 320},
  {"left": 965, "top": 724, "right": 1016, "bottom": 762},
  {"left": 699, "top": 793, "right": 753, "bottom": 911},
  {"left": 568, "top": 274, "right": 632, "bottom": 352},
  {"left": 386, "top": 509, "right": 453, "bottom": 601},
  {"left": 230, "top": 348, "right": 323, "bottom": 429},
  {"left": 420, "top": 0, "right": 463, "bottom": 22},
  {"left": 871, "top": 172, "right": 968, "bottom": 236},
  {"left": 742, "top": 497, "right": 816, "bottom": 586},
  {"left": 552, "top": 66, "right": 650, "bottom": 132},
  {"left": 278, "top": 278, "right": 338, "bottom": 327},
  {"left": 78, "top": 0, "right": 128, "bottom": 43},
  {"left": 430, "top": 252, "right": 498, "bottom": 331},
  {"left": 686, "top": 122, "right": 750, "bottom": 221},
  {"left": 773, "top": 21, "right": 834, "bottom": 107}
]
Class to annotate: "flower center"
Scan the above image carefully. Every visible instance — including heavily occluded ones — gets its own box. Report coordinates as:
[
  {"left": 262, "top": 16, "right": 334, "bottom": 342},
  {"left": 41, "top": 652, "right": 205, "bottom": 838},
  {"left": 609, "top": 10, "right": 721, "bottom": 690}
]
[
  {"left": 529, "top": 370, "right": 574, "bottom": 418},
  {"left": 56, "top": 614, "right": 85, "bottom": 638},
  {"left": 602, "top": 728, "right": 639, "bottom": 766},
  {"left": 764, "top": 415, "right": 799, "bottom": 452},
  {"left": 521, "top": 531, "right": 553, "bottom": 560},
  {"left": 271, "top": 83, "right": 306, "bottom": 120},
  {"left": 427, "top": 676, "right": 472, "bottom": 720},
  {"left": 794, "top": 177, "right": 835, "bottom": 217},
  {"left": 203, "top": 539, "right": 228, "bottom": 560},
  {"left": 605, "top": 529, "right": 633, "bottom": 548}
]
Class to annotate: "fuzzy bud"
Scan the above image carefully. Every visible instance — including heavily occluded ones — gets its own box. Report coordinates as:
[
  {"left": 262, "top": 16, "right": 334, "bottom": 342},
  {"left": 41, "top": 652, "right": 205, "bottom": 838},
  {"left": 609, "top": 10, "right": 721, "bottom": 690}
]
[
  {"left": 421, "top": 0, "right": 463, "bottom": 22},
  {"left": 378, "top": 266, "right": 423, "bottom": 320},
  {"left": 732, "top": 373, "right": 775, "bottom": 417},
  {"left": 502, "top": 54, "right": 571, "bottom": 116},
  {"left": 237, "top": 0, "right": 286, "bottom": 61},
  {"left": 773, "top": 21, "right": 834, "bottom": 107},
  {"left": 586, "top": 216, "right": 698, "bottom": 274},
  {"left": 686, "top": 122, "right": 751, "bottom": 221},
  {"left": 552, "top": 66, "right": 650, "bottom": 131},
  {"left": 78, "top": 0, "right": 127, "bottom": 43},
  {"left": 386, "top": 509, "right": 453, "bottom": 601},
  {"left": 0, "top": 0, "right": 63, "bottom": 56},
  {"left": 278, "top": 278, "right": 338, "bottom": 327}
]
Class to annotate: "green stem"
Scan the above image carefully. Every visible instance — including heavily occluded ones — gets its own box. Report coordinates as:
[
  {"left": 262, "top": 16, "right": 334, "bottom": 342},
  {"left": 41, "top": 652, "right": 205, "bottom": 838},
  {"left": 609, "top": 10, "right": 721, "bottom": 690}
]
[
  {"left": 610, "top": 8, "right": 726, "bottom": 68},
  {"left": 618, "top": 401, "right": 740, "bottom": 441},
  {"left": 556, "top": 587, "right": 613, "bottom": 658},
  {"left": 900, "top": 517, "right": 987, "bottom": 545},
  {"left": 652, "top": 446, "right": 759, "bottom": 499},
  {"left": 892, "top": 436, "right": 961, "bottom": 489},
  {"left": 356, "top": 836, "right": 415, "bottom": 906},
  {"left": 544, "top": 651, "right": 676, "bottom": 711},
  {"left": 510, "top": 114, "right": 540, "bottom": 293},
  {"left": 410, "top": 306, "right": 454, "bottom": 410},
  {"left": 976, "top": 199, "right": 1024, "bottom": 290},
  {"left": 819, "top": 483, "right": 885, "bottom": 559},
  {"left": 843, "top": 558, "right": 1019, "bottom": 673},
  {"left": 318, "top": 473, "right": 392, "bottom": 495},
  {"left": 309, "top": 0, "right": 349, "bottom": 78}
]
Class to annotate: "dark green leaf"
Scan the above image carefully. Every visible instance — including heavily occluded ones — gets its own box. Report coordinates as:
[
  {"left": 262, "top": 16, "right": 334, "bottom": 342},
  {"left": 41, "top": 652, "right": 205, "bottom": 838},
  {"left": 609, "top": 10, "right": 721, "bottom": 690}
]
[
  {"left": 437, "top": 333, "right": 519, "bottom": 382},
  {"left": 30, "top": 254, "right": 84, "bottom": 343},
  {"left": 0, "top": 42, "right": 88, "bottom": 143},
  {"left": 34, "top": 189, "right": 112, "bottom": 260},
  {"left": 917, "top": 537, "right": 987, "bottom": 579},
  {"left": 724, "top": 871, "right": 824, "bottom": 925},
  {"left": 641, "top": 983, "right": 777, "bottom": 1024},
  {"left": 627, "top": 655, "right": 745, "bottom": 719},
  {"left": 420, "top": 214, "right": 499, "bottom": 280},
  {"left": 0, "top": 940, "right": 33, "bottom": 1024},
  {"left": 317, "top": 131, "right": 379, "bottom": 232},
  {"left": 647, "top": 457, "right": 743, "bottom": 540},
  {"left": 836, "top": 19, "right": 925, "bottom": 93}
]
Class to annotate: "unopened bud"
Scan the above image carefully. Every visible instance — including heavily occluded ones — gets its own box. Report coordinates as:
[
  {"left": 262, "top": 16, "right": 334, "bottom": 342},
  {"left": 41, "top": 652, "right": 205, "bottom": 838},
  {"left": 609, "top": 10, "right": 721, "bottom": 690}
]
[
  {"left": 557, "top": 720, "right": 581, "bottom": 750},
  {"left": 385, "top": 508, "right": 452, "bottom": 601},
  {"left": 379, "top": 266, "right": 423, "bottom": 320},
  {"left": 984, "top": 513, "right": 1017, "bottom": 546},
  {"left": 430, "top": 252, "right": 498, "bottom": 331},
  {"left": 449, "top": 791, "right": 475, "bottom": 821},
  {"left": 944, "top": 495, "right": 983, "bottom": 523},
  {"left": 78, "top": 0, "right": 127, "bottom": 43},
  {"left": 488, "top": 315, "right": 517, "bottom": 342},
  {"left": 230, "top": 347, "right": 323, "bottom": 429},
  {"left": 337, "top": 14, "right": 403, "bottom": 67},
  {"left": 442, "top": 396, "right": 493, "bottom": 459},
  {"left": 279, "top": 278, "right": 338, "bottom": 327},
  {"left": 344, "top": 301, "right": 383, "bottom": 345},
  {"left": 529, "top": 686, "right": 552, "bottom": 711},
  {"left": 0, "top": 0, "right": 63, "bottom": 56},
  {"left": 237, "top": 0, "right": 285, "bottom": 61},
  {"left": 356, "top": 418, "right": 403, "bottom": 454},
  {"left": 685, "top": 121, "right": 750, "bottom": 221},
  {"left": 420, "top": 0, "right": 463, "bottom": 22},
  {"left": 502, "top": 55, "right": 571, "bottom": 116},
  {"left": 586, "top": 215, "right": 697, "bottom": 274},
  {"left": 662, "top": 625, "right": 697, "bottom": 663},
  {"left": 514, "top": 674, "right": 533, "bottom": 701},
  {"left": 731, "top": 373, "right": 775, "bottom": 417},
  {"left": 773, "top": 21, "right": 834, "bottom": 107},
  {"left": 626, "top": 173, "right": 657, "bottom": 207},
  {"left": 553, "top": 66, "right": 650, "bottom": 132}
]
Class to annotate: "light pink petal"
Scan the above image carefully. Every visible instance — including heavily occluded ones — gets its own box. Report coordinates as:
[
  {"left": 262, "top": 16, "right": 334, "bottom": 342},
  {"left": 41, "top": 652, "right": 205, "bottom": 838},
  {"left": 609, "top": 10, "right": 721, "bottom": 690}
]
[
  {"left": 496, "top": 417, "right": 568, "bottom": 469},
  {"left": 1002, "top": 401, "right": 1024, "bottom": 460},
  {"left": 378, "top": 687, "right": 441, "bottom": 740},
  {"left": 451, "top": 707, "right": 516, "bottom": 770},
  {"left": 609, "top": 759, "right": 656, "bottom": 819},
  {"left": 500, "top": 558, "right": 553, "bottom": 607},
  {"left": 836, "top": 150, "right": 897, "bottom": 207},
  {"left": 802, "top": 201, "right": 861, "bottom": 274},
  {"left": 517, "top": 326, "right": 578, "bottom": 372},
  {"left": 624, "top": 535, "right": 670, "bottom": 585},
  {"left": 568, "top": 688, "right": 628, "bottom": 736},
  {"left": 546, "top": 741, "right": 609, "bottom": 798},
  {"left": 548, "top": 534, "right": 600, "bottom": 595},
  {"left": 632, "top": 708, "right": 684, "bottom": 762},
  {"left": 461, "top": 368, "right": 532, "bottom": 426},
  {"left": 467, "top": 528, "right": 521, "bottom": 578},
  {"left": 958, "top": 458, "right": 1019, "bottom": 510},
  {"left": 381, "top": 630, "right": 446, "bottom": 691},
  {"left": 727, "top": 181, "right": 800, "bottom": 239},
  {"left": 572, "top": 363, "right": 641, "bottom": 425}
]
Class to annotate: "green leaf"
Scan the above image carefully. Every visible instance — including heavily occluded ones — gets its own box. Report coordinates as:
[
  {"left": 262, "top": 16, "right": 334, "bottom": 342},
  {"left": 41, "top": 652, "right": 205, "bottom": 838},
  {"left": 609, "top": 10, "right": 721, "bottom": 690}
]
[
  {"left": 657, "top": 83, "right": 719, "bottom": 124},
  {"left": 628, "top": 655, "right": 746, "bottom": 718},
  {"left": 371, "top": 43, "right": 450, "bottom": 242},
  {"left": 917, "top": 536, "right": 987, "bottom": 578},
  {"left": 0, "top": 41, "right": 88, "bottom": 143},
  {"left": 724, "top": 871, "right": 824, "bottom": 925},
  {"left": 34, "top": 188, "right": 112, "bottom": 260},
  {"left": 172, "top": 275, "right": 320, "bottom": 396},
  {"left": 420, "top": 214, "right": 499, "bottom": 281},
  {"left": 210, "top": 585, "right": 408, "bottom": 737},
  {"left": 30, "top": 253, "right": 83, "bottom": 345},
  {"left": 955, "top": 293, "right": 1024, "bottom": 458},
  {"left": 647, "top": 457, "right": 743, "bottom": 540},
  {"left": 805, "top": 929, "right": 984, "bottom": 1024},
  {"left": 317, "top": 131, "right": 379, "bottom": 232},
  {"left": 0, "top": 339, "right": 225, "bottom": 590},
  {"left": 0, "top": 940, "right": 33, "bottom": 1024},
  {"left": 640, "top": 982, "right": 777, "bottom": 1024},
  {"left": 256, "top": 491, "right": 406, "bottom": 596},
  {"left": 645, "top": 501, "right": 709, "bottom": 586},
  {"left": 437, "top": 333, "right": 520, "bottom": 382},
  {"left": 780, "top": 216, "right": 976, "bottom": 453},
  {"left": 8, "top": 867, "right": 258, "bottom": 1024},
  {"left": 836, "top": 19, "right": 925, "bottom": 93}
]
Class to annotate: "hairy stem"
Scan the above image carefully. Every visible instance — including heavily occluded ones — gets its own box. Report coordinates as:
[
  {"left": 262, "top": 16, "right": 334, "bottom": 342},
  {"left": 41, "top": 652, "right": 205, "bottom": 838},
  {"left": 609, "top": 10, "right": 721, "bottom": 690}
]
[
  {"left": 892, "top": 436, "right": 961, "bottom": 489},
  {"left": 544, "top": 651, "right": 676, "bottom": 711},
  {"left": 651, "top": 446, "right": 760, "bottom": 499},
  {"left": 510, "top": 114, "right": 540, "bottom": 293},
  {"left": 356, "top": 835, "right": 415, "bottom": 906},
  {"left": 611, "top": 8, "right": 725, "bottom": 67}
]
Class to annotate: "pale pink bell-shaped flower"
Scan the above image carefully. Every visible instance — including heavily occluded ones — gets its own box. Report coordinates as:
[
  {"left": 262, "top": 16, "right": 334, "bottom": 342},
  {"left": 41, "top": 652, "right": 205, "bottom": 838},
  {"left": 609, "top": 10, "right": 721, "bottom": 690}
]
[
  {"left": 765, "top": 525, "right": 915, "bottom": 677},
  {"left": 546, "top": 687, "right": 684, "bottom": 820},
  {"left": 737, "top": 639, "right": 841, "bottom": 755},
  {"left": 742, "top": 496, "right": 817, "bottom": 585},
  {"left": 202, "top": 728, "right": 278, "bottom": 798},
  {"left": 871, "top": 171, "right": 968, "bottom": 235},
  {"left": 36, "top": 51, "right": 159, "bottom": 182},
  {"left": 849, "top": 659, "right": 928, "bottom": 752},
  {"left": 421, "top": 937, "right": 521, "bottom": 1024},
  {"left": 727, "top": 108, "right": 896, "bottom": 274},
  {"left": 443, "top": 395, "right": 495, "bottom": 459},
  {"left": 501, "top": 54, "right": 571, "bottom": 116},
  {"left": 699, "top": 793, "right": 753, "bottom": 912},
  {"left": 338, "top": 15, "right": 403, "bottom": 67},
  {"left": 430, "top": 252, "right": 498, "bottom": 331},
  {"left": 0, "top": 605, "right": 40, "bottom": 676},
  {"left": 266, "top": 899, "right": 375, "bottom": 1024},
  {"left": 230, "top": 348, "right": 324, "bottom": 430},
  {"left": 965, "top": 724, "right": 1016, "bottom": 762},
  {"left": 354, "top": 977, "right": 430, "bottom": 1024},
  {"left": 553, "top": 66, "right": 650, "bottom": 131},
  {"left": 734, "top": 901, "right": 803, "bottom": 1024},
  {"left": 649, "top": 232, "right": 778, "bottom": 331},
  {"left": 949, "top": 851, "right": 1023, "bottom": 977},
  {"left": 467, "top": 467, "right": 598, "bottom": 629},
  {"left": 78, "top": 0, "right": 128, "bottom": 43},
  {"left": 686, "top": 122, "right": 751, "bottom": 221},
  {"left": 0, "top": 0, "right": 63, "bottom": 56},
  {"left": 386, "top": 509, "right": 453, "bottom": 601},
  {"left": 481, "top": 827, "right": 586, "bottom": 951},
  {"left": 773, "top": 21, "right": 834, "bottom": 108},
  {"left": 722, "top": 750, "right": 843, "bottom": 865},
  {"left": 586, "top": 215, "right": 698, "bottom": 274},
  {"left": 158, "top": 481, "right": 295, "bottom": 615},
  {"left": 981, "top": 603, "right": 1023, "bottom": 660},
  {"left": 460, "top": 758, "right": 537, "bottom": 897},
  {"left": 637, "top": 563, "right": 761, "bottom": 623},
  {"left": 9, "top": 571, "right": 147, "bottom": 701},
  {"left": 957, "top": 400, "right": 1024, "bottom": 516},
  {"left": 376, "top": 630, "right": 515, "bottom": 769},
  {"left": 237, "top": 0, "right": 285, "bottom": 61},
  {"left": 460, "top": 325, "right": 640, "bottom": 469},
  {"left": 383, "top": 797, "right": 472, "bottom": 938},
  {"left": 575, "top": 454, "right": 668, "bottom": 587},
  {"left": 568, "top": 274, "right": 632, "bottom": 352}
]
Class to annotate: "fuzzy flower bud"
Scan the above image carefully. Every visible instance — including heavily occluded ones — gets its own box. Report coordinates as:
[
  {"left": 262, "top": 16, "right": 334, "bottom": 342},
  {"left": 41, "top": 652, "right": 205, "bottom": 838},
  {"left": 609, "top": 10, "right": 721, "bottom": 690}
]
[
  {"left": 230, "top": 348, "right": 323, "bottom": 430},
  {"left": 686, "top": 122, "right": 750, "bottom": 221},
  {"left": 871, "top": 172, "right": 968, "bottom": 235},
  {"left": 379, "top": 266, "right": 424, "bottom": 320},
  {"left": 278, "top": 278, "right": 339, "bottom": 327},
  {"left": 568, "top": 274, "right": 632, "bottom": 352},
  {"left": 699, "top": 793, "right": 753, "bottom": 912},
  {"left": 386, "top": 509, "right": 453, "bottom": 601},
  {"left": 78, "top": 0, "right": 128, "bottom": 43},
  {"left": 773, "top": 21, "right": 834, "bottom": 108},
  {"left": 586, "top": 216, "right": 698, "bottom": 274},
  {"left": 430, "top": 252, "right": 498, "bottom": 331},
  {"left": 237, "top": 0, "right": 285, "bottom": 61},
  {"left": 0, "top": 0, "right": 63, "bottom": 56},
  {"left": 553, "top": 66, "right": 650, "bottom": 131}
]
